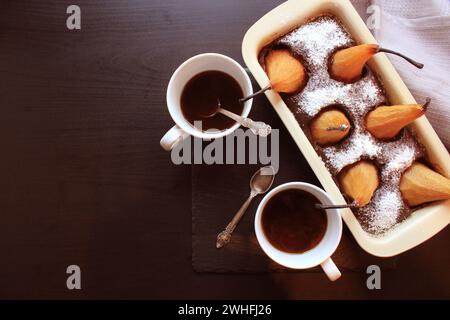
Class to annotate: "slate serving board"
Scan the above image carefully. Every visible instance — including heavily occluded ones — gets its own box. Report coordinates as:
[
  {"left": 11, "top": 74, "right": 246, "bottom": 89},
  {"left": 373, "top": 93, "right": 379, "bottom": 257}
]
[{"left": 191, "top": 92, "right": 396, "bottom": 273}]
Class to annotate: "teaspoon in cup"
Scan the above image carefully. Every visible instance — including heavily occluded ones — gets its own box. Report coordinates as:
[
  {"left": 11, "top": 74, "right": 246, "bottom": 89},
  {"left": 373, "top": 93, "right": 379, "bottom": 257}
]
[
  {"left": 201, "top": 99, "right": 272, "bottom": 137},
  {"left": 315, "top": 203, "right": 359, "bottom": 210},
  {"left": 216, "top": 166, "right": 276, "bottom": 249}
]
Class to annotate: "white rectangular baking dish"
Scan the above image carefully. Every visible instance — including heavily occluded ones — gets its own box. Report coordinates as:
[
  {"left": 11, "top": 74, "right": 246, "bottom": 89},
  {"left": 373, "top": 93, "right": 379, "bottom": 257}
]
[{"left": 242, "top": 0, "right": 450, "bottom": 257}]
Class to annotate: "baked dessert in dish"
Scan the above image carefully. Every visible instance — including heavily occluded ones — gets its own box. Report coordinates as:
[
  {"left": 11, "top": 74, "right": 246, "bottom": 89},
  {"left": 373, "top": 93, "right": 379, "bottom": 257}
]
[{"left": 258, "top": 15, "right": 450, "bottom": 235}]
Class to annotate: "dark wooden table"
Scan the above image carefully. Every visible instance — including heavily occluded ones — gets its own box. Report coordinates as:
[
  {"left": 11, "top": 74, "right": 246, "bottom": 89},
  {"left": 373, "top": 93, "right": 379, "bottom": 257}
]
[{"left": 0, "top": 0, "right": 449, "bottom": 299}]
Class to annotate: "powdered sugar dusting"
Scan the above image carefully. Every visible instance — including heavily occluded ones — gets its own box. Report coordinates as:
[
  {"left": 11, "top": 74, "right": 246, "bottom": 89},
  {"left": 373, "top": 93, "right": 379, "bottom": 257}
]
[
  {"left": 384, "top": 145, "right": 417, "bottom": 178},
  {"left": 281, "top": 18, "right": 351, "bottom": 66},
  {"left": 362, "top": 189, "right": 403, "bottom": 233},
  {"left": 298, "top": 84, "right": 349, "bottom": 116},
  {"left": 267, "top": 15, "right": 424, "bottom": 235},
  {"left": 345, "top": 79, "right": 383, "bottom": 117},
  {"left": 323, "top": 132, "right": 381, "bottom": 172}
]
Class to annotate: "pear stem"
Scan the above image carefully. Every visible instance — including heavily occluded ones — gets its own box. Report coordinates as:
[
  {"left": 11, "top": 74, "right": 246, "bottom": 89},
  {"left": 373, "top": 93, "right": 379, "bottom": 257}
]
[
  {"left": 422, "top": 97, "right": 431, "bottom": 111},
  {"left": 378, "top": 47, "right": 424, "bottom": 69},
  {"left": 239, "top": 85, "right": 271, "bottom": 103},
  {"left": 326, "top": 124, "right": 349, "bottom": 132}
]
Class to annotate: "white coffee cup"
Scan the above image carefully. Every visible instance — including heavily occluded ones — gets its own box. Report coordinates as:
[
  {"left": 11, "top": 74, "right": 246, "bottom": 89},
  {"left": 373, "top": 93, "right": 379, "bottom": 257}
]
[
  {"left": 255, "top": 182, "right": 342, "bottom": 281},
  {"left": 160, "top": 53, "right": 253, "bottom": 151}
]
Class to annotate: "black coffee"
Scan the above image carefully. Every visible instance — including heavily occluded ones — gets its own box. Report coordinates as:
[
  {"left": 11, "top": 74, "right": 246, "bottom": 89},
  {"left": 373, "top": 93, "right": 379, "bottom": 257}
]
[
  {"left": 262, "top": 189, "right": 327, "bottom": 253},
  {"left": 180, "top": 70, "right": 244, "bottom": 131}
]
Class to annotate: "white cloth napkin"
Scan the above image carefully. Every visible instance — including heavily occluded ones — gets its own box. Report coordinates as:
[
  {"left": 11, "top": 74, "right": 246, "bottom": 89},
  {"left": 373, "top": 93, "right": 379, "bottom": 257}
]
[{"left": 351, "top": 0, "right": 450, "bottom": 149}]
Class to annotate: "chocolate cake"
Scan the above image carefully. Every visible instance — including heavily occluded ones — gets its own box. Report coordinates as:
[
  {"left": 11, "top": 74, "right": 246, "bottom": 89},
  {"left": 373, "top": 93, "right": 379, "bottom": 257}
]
[{"left": 259, "top": 15, "right": 425, "bottom": 235}]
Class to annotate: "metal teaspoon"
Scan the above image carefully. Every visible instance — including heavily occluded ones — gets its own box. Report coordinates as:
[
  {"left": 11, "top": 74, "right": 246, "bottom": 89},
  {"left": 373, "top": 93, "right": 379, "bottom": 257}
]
[
  {"left": 201, "top": 99, "right": 272, "bottom": 137},
  {"left": 216, "top": 166, "right": 276, "bottom": 249}
]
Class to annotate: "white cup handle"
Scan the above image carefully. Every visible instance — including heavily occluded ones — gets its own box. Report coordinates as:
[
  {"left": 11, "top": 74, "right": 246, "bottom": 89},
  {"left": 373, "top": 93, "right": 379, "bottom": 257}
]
[
  {"left": 160, "top": 125, "right": 189, "bottom": 151},
  {"left": 320, "top": 257, "right": 341, "bottom": 281}
]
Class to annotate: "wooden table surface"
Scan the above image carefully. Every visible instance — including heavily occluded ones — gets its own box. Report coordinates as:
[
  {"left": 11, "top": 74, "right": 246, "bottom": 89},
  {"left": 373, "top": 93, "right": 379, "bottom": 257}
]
[{"left": 0, "top": 0, "right": 449, "bottom": 299}]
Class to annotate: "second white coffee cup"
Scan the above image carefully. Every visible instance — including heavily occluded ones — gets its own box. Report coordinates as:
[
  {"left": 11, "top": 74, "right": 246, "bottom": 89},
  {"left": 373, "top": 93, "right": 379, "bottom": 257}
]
[{"left": 255, "top": 182, "right": 343, "bottom": 281}]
